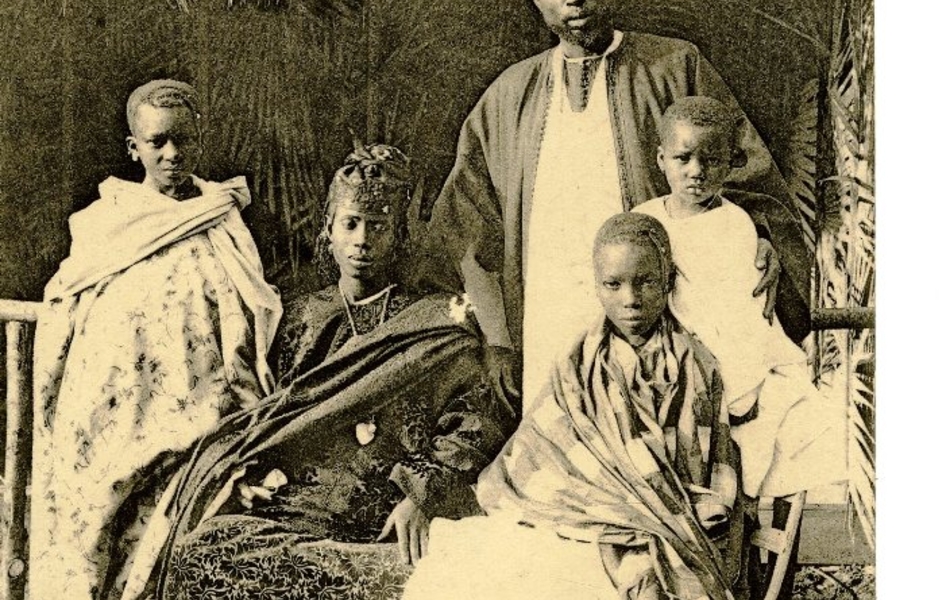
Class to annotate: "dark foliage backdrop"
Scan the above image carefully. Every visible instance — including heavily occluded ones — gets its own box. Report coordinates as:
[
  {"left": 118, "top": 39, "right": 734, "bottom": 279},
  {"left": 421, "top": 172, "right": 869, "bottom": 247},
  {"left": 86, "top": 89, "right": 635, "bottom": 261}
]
[
  {"left": 0, "top": 0, "right": 875, "bottom": 571},
  {"left": 0, "top": 0, "right": 831, "bottom": 301}
]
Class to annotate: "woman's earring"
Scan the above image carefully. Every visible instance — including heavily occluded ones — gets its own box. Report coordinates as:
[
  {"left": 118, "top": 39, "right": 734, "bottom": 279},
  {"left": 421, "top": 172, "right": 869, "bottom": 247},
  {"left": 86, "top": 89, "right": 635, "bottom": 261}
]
[{"left": 730, "top": 148, "right": 748, "bottom": 169}]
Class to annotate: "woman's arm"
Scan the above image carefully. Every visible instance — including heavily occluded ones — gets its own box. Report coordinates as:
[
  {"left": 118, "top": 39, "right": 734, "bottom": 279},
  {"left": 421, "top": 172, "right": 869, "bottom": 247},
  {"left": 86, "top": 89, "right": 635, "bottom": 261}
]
[
  {"left": 381, "top": 380, "right": 513, "bottom": 564},
  {"left": 388, "top": 382, "right": 510, "bottom": 520}
]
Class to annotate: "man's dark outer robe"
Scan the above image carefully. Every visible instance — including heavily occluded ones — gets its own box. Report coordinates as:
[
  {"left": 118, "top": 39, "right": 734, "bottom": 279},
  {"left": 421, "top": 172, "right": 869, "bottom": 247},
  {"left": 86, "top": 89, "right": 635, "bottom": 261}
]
[{"left": 419, "top": 32, "right": 812, "bottom": 352}]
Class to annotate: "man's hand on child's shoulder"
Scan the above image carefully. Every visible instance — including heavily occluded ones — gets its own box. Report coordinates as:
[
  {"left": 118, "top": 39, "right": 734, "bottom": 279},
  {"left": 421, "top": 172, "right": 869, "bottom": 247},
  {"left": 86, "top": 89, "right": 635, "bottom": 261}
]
[{"left": 753, "top": 238, "right": 780, "bottom": 323}]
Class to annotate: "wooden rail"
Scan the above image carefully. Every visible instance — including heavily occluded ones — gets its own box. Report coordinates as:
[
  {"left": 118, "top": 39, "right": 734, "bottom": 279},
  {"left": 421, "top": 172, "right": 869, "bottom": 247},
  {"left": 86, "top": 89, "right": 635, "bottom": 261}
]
[
  {"left": 1, "top": 300, "right": 38, "bottom": 600},
  {"left": 810, "top": 307, "right": 875, "bottom": 331},
  {"left": 0, "top": 301, "right": 39, "bottom": 324},
  {"left": 0, "top": 301, "right": 872, "bottom": 600}
]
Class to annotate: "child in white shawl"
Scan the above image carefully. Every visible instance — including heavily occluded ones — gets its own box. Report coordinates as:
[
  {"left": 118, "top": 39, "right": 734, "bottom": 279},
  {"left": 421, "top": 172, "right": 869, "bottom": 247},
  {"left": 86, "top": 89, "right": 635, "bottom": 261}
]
[
  {"left": 30, "top": 80, "right": 281, "bottom": 600},
  {"left": 634, "top": 96, "right": 846, "bottom": 497}
]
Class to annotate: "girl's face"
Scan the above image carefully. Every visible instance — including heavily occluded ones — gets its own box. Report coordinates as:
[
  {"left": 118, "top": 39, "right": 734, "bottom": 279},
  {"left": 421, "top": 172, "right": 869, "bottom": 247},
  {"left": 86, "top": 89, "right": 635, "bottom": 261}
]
[
  {"left": 594, "top": 240, "right": 668, "bottom": 346},
  {"left": 657, "top": 121, "right": 732, "bottom": 207},
  {"left": 328, "top": 205, "right": 397, "bottom": 284}
]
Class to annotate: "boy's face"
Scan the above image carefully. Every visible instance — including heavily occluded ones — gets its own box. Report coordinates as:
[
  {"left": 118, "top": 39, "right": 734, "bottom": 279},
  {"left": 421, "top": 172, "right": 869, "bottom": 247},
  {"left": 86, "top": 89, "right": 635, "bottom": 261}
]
[
  {"left": 594, "top": 240, "right": 667, "bottom": 345},
  {"left": 657, "top": 121, "right": 732, "bottom": 206},
  {"left": 328, "top": 205, "right": 397, "bottom": 283},
  {"left": 127, "top": 104, "right": 202, "bottom": 195}
]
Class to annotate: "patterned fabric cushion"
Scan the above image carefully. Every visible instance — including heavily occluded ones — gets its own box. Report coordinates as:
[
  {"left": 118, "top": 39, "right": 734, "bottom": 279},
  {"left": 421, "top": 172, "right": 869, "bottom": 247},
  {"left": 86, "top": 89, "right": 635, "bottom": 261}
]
[{"left": 164, "top": 514, "right": 412, "bottom": 600}]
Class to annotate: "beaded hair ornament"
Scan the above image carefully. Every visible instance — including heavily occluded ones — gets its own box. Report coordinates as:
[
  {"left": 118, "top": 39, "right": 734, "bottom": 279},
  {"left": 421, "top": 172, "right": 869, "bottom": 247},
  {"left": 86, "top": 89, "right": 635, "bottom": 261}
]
[{"left": 324, "top": 143, "right": 412, "bottom": 227}]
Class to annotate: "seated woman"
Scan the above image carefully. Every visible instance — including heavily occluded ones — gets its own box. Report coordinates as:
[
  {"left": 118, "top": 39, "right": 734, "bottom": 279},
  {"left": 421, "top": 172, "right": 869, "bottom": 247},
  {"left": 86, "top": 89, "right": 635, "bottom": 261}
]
[
  {"left": 144, "top": 145, "right": 516, "bottom": 600},
  {"left": 30, "top": 80, "right": 281, "bottom": 600},
  {"left": 403, "top": 212, "right": 747, "bottom": 600}
]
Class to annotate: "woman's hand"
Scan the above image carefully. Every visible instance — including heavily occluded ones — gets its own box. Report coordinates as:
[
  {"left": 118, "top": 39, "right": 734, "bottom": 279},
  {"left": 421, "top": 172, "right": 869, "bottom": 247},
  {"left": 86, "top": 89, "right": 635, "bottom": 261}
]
[
  {"left": 378, "top": 496, "right": 430, "bottom": 566},
  {"left": 232, "top": 465, "right": 286, "bottom": 510},
  {"left": 485, "top": 345, "right": 522, "bottom": 409},
  {"left": 753, "top": 238, "right": 780, "bottom": 323},
  {"left": 236, "top": 481, "right": 274, "bottom": 509}
]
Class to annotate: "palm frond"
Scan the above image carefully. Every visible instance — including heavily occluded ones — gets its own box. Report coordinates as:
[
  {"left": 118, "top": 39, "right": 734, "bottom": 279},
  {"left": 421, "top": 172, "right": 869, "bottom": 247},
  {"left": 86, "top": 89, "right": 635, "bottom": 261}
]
[
  {"left": 227, "top": 0, "right": 289, "bottom": 11},
  {"left": 847, "top": 338, "right": 875, "bottom": 545},
  {"left": 168, "top": 0, "right": 363, "bottom": 19},
  {"left": 786, "top": 78, "right": 820, "bottom": 253},
  {"left": 815, "top": 0, "right": 875, "bottom": 546}
]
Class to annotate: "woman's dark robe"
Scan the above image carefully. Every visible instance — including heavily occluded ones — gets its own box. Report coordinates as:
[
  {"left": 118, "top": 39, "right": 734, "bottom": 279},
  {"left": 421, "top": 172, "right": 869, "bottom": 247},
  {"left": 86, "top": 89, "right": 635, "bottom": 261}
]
[{"left": 154, "top": 288, "right": 514, "bottom": 599}]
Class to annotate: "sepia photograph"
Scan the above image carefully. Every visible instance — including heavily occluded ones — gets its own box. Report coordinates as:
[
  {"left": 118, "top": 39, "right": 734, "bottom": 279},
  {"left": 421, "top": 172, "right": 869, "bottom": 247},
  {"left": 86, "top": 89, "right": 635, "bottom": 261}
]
[{"left": 0, "top": 1, "right": 875, "bottom": 598}]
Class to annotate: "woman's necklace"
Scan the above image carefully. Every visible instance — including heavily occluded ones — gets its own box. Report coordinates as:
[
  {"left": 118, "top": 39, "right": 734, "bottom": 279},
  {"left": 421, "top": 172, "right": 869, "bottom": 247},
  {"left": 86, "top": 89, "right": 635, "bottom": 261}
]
[{"left": 340, "top": 283, "right": 395, "bottom": 337}]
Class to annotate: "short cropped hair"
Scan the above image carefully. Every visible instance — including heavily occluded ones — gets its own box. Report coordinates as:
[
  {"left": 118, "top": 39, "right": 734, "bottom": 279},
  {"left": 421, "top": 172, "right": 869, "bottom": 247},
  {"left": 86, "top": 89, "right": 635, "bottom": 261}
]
[
  {"left": 659, "top": 96, "right": 747, "bottom": 168},
  {"left": 126, "top": 79, "right": 201, "bottom": 134}
]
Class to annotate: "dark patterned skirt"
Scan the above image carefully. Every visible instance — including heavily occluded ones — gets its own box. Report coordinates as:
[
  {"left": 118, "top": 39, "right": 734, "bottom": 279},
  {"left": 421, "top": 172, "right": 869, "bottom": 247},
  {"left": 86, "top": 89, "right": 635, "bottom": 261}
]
[{"left": 163, "top": 514, "right": 413, "bottom": 600}]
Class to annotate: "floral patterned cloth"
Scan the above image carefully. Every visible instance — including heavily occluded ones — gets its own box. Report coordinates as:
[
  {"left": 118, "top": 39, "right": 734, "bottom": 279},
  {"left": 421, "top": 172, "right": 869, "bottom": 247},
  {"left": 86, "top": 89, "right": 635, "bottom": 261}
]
[
  {"left": 30, "top": 178, "right": 278, "bottom": 600},
  {"left": 153, "top": 290, "right": 515, "bottom": 600}
]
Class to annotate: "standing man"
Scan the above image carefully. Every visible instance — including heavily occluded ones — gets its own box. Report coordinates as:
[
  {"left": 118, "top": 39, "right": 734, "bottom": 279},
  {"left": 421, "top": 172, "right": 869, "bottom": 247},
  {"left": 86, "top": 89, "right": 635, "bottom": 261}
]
[{"left": 421, "top": 0, "right": 811, "bottom": 406}]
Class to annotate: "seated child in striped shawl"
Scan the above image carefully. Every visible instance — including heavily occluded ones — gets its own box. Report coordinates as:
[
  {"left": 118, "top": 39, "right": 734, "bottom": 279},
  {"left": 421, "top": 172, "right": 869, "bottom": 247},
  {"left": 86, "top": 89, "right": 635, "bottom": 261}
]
[{"left": 402, "top": 212, "right": 745, "bottom": 600}]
